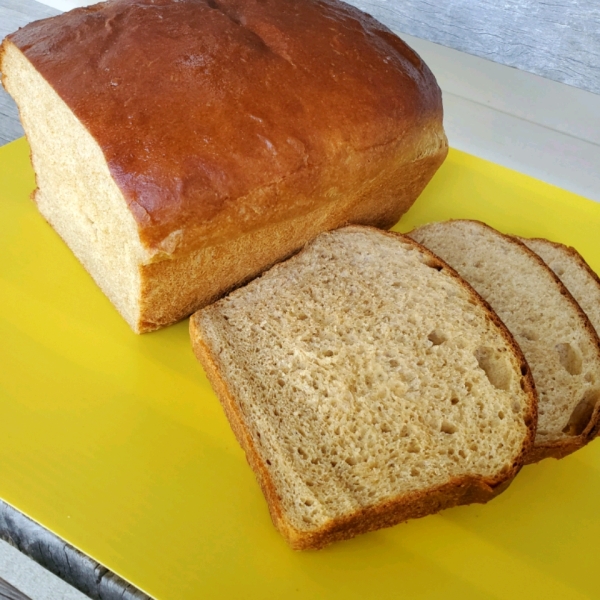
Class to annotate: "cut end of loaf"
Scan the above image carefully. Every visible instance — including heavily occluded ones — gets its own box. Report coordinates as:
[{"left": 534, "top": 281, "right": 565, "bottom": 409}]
[
  {"left": 190, "top": 225, "right": 536, "bottom": 549},
  {"left": 409, "top": 220, "right": 600, "bottom": 463},
  {"left": 1, "top": 38, "right": 146, "bottom": 332}
]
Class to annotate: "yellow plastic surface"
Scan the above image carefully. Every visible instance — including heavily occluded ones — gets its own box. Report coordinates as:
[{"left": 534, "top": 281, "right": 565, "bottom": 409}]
[{"left": 1, "top": 136, "right": 600, "bottom": 600}]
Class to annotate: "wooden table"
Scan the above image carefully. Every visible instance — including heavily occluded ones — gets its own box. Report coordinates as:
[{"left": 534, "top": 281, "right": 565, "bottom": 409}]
[{"left": 0, "top": 0, "right": 58, "bottom": 145}]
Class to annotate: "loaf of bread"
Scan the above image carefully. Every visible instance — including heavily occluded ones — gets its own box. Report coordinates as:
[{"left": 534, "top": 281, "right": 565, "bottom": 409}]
[
  {"left": 190, "top": 226, "right": 536, "bottom": 549},
  {"left": 409, "top": 220, "right": 600, "bottom": 463},
  {"left": 0, "top": 0, "right": 447, "bottom": 333}
]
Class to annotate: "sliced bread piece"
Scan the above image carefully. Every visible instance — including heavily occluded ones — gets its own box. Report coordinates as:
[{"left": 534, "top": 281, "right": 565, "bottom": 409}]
[
  {"left": 409, "top": 220, "right": 600, "bottom": 463},
  {"left": 190, "top": 225, "right": 536, "bottom": 549},
  {"left": 520, "top": 237, "right": 600, "bottom": 338}
]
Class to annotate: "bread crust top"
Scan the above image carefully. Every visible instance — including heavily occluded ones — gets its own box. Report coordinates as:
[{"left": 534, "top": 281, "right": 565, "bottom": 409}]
[{"left": 6, "top": 0, "right": 444, "bottom": 257}]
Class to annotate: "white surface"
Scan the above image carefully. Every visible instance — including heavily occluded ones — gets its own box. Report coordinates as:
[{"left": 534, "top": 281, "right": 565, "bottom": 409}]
[
  {"left": 34, "top": 0, "right": 600, "bottom": 202},
  {"left": 401, "top": 33, "right": 600, "bottom": 202},
  {"left": 31, "top": 0, "right": 85, "bottom": 10},
  {"left": 0, "top": 538, "right": 88, "bottom": 600},
  {"left": 402, "top": 33, "right": 600, "bottom": 146}
]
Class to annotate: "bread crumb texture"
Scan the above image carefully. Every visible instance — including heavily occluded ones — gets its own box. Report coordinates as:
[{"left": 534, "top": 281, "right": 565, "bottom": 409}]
[
  {"left": 1, "top": 40, "right": 145, "bottom": 328},
  {"left": 521, "top": 238, "right": 600, "bottom": 340},
  {"left": 194, "top": 227, "right": 533, "bottom": 542},
  {"left": 410, "top": 220, "right": 600, "bottom": 451}
]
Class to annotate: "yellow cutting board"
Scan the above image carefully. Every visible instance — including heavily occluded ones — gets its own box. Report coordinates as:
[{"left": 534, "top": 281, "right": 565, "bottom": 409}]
[{"left": 1, "top": 136, "right": 600, "bottom": 600}]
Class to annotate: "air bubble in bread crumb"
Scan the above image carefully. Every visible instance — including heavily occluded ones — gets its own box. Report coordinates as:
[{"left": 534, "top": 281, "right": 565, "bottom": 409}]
[
  {"left": 555, "top": 342, "right": 583, "bottom": 375},
  {"left": 474, "top": 346, "right": 512, "bottom": 391},
  {"left": 441, "top": 421, "right": 457, "bottom": 434},
  {"left": 407, "top": 440, "right": 419, "bottom": 453},
  {"left": 428, "top": 329, "right": 447, "bottom": 345}
]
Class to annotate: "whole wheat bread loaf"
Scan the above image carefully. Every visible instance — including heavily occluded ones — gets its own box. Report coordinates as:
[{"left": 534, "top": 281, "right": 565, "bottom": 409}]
[
  {"left": 410, "top": 220, "right": 600, "bottom": 463},
  {"left": 190, "top": 226, "right": 536, "bottom": 549},
  {"left": 0, "top": 0, "right": 447, "bottom": 333}
]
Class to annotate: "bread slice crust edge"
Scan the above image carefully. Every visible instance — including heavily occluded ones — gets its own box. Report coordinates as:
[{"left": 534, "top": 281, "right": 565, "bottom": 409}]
[
  {"left": 410, "top": 219, "right": 600, "bottom": 464},
  {"left": 507, "top": 232, "right": 600, "bottom": 462},
  {"left": 516, "top": 236, "right": 600, "bottom": 460}
]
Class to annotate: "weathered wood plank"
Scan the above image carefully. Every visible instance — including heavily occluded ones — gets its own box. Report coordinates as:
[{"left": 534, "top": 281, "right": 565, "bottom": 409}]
[
  {"left": 346, "top": 0, "right": 600, "bottom": 95},
  {"left": 1, "top": 1, "right": 60, "bottom": 146},
  {"left": 0, "top": 577, "right": 32, "bottom": 600},
  {"left": 0, "top": 90, "right": 23, "bottom": 146},
  {"left": 0, "top": 88, "right": 23, "bottom": 145},
  {"left": 0, "top": 3, "right": 59, "bottom": 40},
  {"left": 0, "top": 501, "right": 152, "bottom": 600}
]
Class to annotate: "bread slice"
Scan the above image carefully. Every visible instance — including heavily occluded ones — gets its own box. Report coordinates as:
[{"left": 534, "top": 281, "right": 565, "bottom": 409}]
[
  {"left": 190, "top": 225, "right": 536, "bottom": 549},
  {"left": 520, "top": 237, "right": 600, "bottom": 338},
  {"left": 409, "top": 220, "right": 600, "bottom": 463}
]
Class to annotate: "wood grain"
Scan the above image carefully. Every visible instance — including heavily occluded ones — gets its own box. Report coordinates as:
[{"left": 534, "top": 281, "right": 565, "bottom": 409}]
[
  {"left": 346, "top": 0, "right": 600, "bottom": 95},
  {"left": 0, "top": 577, "right": 31, "bottom": 600},
  {"left": 0, "top": 0, "right": 59, "bottom": 145},
  {"left": 0, "top": 501, "right": 151, "bottom": 600}
]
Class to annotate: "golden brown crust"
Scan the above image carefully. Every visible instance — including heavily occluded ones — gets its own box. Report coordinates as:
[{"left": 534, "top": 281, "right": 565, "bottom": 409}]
[
  {"left": 0, "top": 40, "right": 6, "bottom": 87},
  {"left": 8, "top": 0, "right": 447, "bottom": 258},
  {"left": 138, "top": 150, "right": 445, "bottom": 331},
  {"left": 189, "top": 225, "right": 537, "bottom": 550}
]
